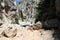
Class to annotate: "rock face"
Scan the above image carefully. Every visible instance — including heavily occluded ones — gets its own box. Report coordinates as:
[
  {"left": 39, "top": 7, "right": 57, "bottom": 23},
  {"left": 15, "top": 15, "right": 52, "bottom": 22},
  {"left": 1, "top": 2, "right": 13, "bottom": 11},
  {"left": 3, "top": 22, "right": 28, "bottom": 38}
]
[
  {"left": 17, "top": 0, "right": 40, "bottom": 25},
  {"left": 0, "top": 0, "right": 40, "bottom": 27},
  {"left": 1, "top": 0, "right": 40, "bottom": 26}
]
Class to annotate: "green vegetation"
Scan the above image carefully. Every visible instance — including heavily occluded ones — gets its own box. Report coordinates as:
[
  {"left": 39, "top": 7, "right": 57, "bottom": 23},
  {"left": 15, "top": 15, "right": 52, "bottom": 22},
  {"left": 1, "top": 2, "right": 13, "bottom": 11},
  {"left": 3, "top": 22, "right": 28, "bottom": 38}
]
[{"left": 35, "top": 0, "right": 56, "bottom": 23}]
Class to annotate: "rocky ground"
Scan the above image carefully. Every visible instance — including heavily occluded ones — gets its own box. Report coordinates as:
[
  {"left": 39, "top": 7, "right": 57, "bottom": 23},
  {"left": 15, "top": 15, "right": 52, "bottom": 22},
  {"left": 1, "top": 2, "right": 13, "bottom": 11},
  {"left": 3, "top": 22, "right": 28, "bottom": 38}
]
[
  {"left": 0, "top": 14, "right": 55, "bottom": 40},
  {"left": 0, "top": 23, "right": 54, "bottom": 40}
]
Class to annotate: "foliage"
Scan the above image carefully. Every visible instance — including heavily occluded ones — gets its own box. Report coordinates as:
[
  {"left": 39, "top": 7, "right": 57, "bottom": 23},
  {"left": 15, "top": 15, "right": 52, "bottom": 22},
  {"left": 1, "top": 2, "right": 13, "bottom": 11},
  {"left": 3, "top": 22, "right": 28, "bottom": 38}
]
[{"left": 35, "top": 0, "right": 56, "bottom": 23}]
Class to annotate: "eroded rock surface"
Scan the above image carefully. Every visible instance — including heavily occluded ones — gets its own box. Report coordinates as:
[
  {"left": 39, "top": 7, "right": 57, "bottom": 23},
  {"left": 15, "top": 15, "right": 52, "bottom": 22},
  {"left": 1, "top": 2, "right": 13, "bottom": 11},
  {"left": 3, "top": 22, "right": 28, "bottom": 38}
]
[{"left": 0, "top": 23, "right": 54, "bottom": 40}]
